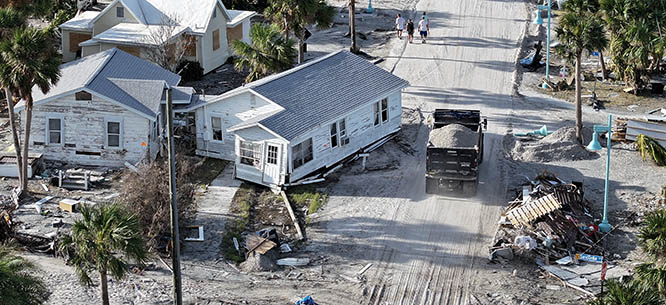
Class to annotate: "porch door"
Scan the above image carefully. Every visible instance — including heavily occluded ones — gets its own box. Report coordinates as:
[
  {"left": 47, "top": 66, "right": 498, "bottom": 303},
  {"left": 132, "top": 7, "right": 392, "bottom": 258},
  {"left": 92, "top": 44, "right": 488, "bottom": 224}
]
[{"left": 262, "top": 143, "right": 281, "bottom": 185}]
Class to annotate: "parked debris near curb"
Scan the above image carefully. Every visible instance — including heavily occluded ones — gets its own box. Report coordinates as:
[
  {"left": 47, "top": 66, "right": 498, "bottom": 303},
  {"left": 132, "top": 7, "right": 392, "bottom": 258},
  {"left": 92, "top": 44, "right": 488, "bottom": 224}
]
[{"left": 491, "top": 171, "right": 603, "bottom": 262}]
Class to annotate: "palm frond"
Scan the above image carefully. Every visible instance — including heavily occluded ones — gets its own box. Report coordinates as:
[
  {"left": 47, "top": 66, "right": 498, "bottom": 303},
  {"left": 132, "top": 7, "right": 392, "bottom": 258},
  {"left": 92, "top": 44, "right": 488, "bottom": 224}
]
[{"left": 636, "top": 134, "right": 666, "bottom": 166}]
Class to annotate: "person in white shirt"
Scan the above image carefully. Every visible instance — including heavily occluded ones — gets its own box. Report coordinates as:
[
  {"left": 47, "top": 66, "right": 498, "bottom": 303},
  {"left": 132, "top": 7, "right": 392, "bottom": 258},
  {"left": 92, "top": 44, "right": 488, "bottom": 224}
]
[
  {"left": 395, "top": 14, "right": 406, "bottom": 39},
  {"left": 418, "top": 16, "right": 428, "bottom": 43}
]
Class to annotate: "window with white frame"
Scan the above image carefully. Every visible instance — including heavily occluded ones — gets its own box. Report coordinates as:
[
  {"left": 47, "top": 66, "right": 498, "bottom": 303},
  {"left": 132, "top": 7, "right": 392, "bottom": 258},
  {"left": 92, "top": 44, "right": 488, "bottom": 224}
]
[
  {"left": 374, "top": 98, "right": 389, "bottom": 126},
  {"left": 116, "top": 6, "right": 124, "bottom": 18},
  {"left": 47, "top": 117, "right": 63, "bottom": 145},
  {"left": 330, "top": 118, "right": 349, "bottom": 148},
  {"left": 106, "top": 121, "right": 122, "bottom": 148},
  {"left": 266, "top": 145, "right": 278, "bottom": 165},
  {"left": 292, "top": 138, "right": 313, "bottom": 169},
  {"left": 211, "top": 117, "right": 223, "bottom": 141},
  {"left": 240, "top": 141, "right": 262, "bottom": 168}
]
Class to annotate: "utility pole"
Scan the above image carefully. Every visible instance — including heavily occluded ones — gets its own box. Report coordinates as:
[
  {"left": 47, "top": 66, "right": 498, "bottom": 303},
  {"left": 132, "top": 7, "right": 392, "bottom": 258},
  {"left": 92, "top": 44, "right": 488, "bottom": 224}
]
[
  {"left": 349, "top": 0, "right": 357, "bottom": 53},
  {"left": 166, "top": 87, "right": 183, "bottom": 305}
]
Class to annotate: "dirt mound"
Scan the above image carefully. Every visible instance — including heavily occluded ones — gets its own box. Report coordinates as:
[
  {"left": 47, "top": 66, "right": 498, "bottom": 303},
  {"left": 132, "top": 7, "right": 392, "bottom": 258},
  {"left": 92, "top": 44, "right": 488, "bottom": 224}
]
[
  {"left": 429, "top": 124, "right": 478, "bottom": 148},
  {"left": 509, "top": 127, "right": 596, "bottom": 162}
]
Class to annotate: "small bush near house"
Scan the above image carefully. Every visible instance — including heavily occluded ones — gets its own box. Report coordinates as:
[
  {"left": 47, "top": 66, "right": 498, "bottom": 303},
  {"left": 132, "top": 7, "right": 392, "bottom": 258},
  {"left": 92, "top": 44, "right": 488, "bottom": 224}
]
[
  {"left": 220, "top": 183, "right": 255, "bottom": 264},
  {"left": 587, "top": 279, "right": 662, "bottom": 305},
  {"left": 119, "top": 156, "right": 198, "bottom": 251},
  {"left": 177, "top": 60, "right": 203, "bottom": 82},
  {"left": 288, "top": 185, "right": 328, "bottom": 215},
  {"left": 638, "top": 209, "right": 666, "bottom": 260}
]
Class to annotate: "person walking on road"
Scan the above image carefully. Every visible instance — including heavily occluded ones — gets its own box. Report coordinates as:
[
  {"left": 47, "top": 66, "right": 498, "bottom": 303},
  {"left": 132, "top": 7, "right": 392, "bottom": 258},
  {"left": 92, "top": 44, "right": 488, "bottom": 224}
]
[
  {"left": 406, "top": 19, "right": 415, "bottom": 43},
  {"left": 418, "top": 16, "right": 428, "bottom": 43},
  {"left": 395, "top": 14, "right": 406, "bottom": 39}
]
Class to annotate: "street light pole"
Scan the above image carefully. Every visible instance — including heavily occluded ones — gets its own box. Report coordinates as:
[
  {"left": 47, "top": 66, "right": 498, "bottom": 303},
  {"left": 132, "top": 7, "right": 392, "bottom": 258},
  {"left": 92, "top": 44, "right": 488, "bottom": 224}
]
[
  {"left": 366, "top": 0, "right": 374, "bottom": 13},
  {"left": 166, "top": 88, "right": 184, "bottom": 305},
  {"left": 544, "top": 0, "right": 551, "bottom": 88},
  {"left": 586, "top": 114, "right": 613, "bottom": 233}
]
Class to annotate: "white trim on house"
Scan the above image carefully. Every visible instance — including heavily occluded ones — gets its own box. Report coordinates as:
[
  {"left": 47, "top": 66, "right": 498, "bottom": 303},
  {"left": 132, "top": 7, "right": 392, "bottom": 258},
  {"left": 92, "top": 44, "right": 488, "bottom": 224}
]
[
  {"left": 209, "top": 114, "right": 224, "bottom": 143},
  {"left": 45, "top": 113, "right": 65, "bottom": 146},
  {"left": 104, "top": 116, "right": 124, "bottom": 149}
]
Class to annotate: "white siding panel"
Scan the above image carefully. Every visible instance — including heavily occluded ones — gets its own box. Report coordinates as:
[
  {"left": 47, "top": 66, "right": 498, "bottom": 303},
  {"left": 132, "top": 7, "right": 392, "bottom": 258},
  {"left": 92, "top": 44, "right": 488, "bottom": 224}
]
[
  {"left": 201, "top": 3, "right": 230, "bottom": 73},
  {"left": 195, "top": 91, "right": 282, "bottom": 161},
  {"left": 23, "top": 93, "right": 152, "bottom": 167},
  {"left": 289, "top": 91, "right": 402, "bottom": 182}
]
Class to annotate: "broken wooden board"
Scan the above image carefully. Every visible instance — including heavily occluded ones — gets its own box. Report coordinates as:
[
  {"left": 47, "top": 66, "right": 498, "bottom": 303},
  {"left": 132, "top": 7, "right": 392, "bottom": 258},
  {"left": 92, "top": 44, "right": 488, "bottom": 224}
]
[
  {"left": 506, "top": 194, "right": 562, "bottom": 227},
  {"left": 245, "top": 235, "right": 277, "bottom": 255}
]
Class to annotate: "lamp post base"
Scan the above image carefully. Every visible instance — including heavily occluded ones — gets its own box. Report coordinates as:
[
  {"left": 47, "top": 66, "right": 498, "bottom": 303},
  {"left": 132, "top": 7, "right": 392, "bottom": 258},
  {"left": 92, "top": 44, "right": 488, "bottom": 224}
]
[
  {"left": 541, "top": 82, "right": 549, "bottom": 89},
  {"left": 599, "top": 221, "right": 611, "bottom": 233}
]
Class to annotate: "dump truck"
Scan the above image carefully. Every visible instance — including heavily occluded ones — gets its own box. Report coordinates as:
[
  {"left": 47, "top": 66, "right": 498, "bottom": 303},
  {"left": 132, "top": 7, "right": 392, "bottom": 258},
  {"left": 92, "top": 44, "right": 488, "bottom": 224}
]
[{"left": 425, "top": 109, "right": 487, "bottom": 196}]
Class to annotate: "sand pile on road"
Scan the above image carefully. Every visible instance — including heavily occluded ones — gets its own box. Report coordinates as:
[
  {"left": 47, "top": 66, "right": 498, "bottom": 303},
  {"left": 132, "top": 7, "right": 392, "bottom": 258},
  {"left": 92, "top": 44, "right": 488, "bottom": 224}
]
[
  {"left": 429, "top": 124, "right": 478, "bottom": 148},
  {"left": 511, "top": 127, "right": 595, "bottom": 162}
]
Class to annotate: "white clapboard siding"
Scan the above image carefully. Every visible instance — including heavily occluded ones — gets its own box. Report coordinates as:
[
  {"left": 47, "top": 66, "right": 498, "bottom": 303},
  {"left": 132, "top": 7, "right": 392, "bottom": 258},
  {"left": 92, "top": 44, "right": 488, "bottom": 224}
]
[
  {"left": 25, "top": 94, "right": 151, "bottom": 167},
  {"left": 626, "top": 119, "right": 666, "bottom": 146},
  {"left": 288, "top": 90, "right": 402, "bottom": 182}
]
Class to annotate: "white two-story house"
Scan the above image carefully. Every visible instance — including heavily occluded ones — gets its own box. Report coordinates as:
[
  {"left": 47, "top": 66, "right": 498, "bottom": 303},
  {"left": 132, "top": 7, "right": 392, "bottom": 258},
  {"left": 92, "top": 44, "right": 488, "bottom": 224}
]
[{"left": 59, "top": 0, "right": 255, "bottom": 74}]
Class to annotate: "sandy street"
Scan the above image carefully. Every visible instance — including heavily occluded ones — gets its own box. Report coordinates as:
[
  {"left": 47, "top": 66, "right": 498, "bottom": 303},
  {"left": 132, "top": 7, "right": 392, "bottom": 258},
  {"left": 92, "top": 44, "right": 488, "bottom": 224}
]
[{"left": 308, "top": 0, "right": 529, "bottom": 304}]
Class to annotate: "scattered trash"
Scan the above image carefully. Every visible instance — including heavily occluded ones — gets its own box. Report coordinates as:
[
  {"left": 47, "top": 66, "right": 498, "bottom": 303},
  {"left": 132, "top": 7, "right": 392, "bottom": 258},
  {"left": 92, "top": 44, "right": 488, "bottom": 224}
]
[
  {"left": 627, "top": 104, "right": 639, "bottom": 111},
  {"left": 58, "top": 199, "right": 78, "bottom": 213},
  {"left": 576, "top": 253, "right": 603, "bottom": 264},
  {"left": 280, "top": 243, "right": 292, "bottom": 253},
  {"left": 357, "top": 263, "right": 373, "bottom": 275},
  {"left": 514, "top": 236, "right": 537, "bottom": 250},
  {"left": 276, "top": 257, "right": 310, "bottom": 267}
]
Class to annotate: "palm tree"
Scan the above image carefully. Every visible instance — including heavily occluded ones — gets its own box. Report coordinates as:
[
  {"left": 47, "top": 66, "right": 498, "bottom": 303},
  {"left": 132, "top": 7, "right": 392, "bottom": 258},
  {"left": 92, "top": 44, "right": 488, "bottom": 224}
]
[
  {"left": 265, "top": 0, "right": 335, "bottom": 64},
  {"left": 59, "top": 203, "right": 148, "bottom": 305},
  {"left": 638, "top": 209, "right": 666, "bottom": 260},
  {"left": 231, "top": 23, "right": 297, "bottom": 82},
  {"left": 636, "top": 263, "right": 666, "bottom": 298},
  {"left": 0, "top": 26, "right": 61, "bottom": 193},
  {"left": 0, "top": 7, "right": 26, "bottom": 190},
  {"left": 0, "top": 246, "right": 49, "bottom": 305},
  {"left": 555, "top": 0, "right": 607, "bottom": 144}
]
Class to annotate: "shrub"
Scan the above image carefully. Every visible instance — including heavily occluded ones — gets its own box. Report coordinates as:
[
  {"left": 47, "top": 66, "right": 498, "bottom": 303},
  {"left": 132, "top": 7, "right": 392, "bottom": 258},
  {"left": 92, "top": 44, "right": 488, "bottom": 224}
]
[
  {"left": 176, "top": 60, "right": 203, "bottom": 82},
  {"left": 588, "top": 279, "right": 662, "bottom": 305},
  {"left": 119, "top": 156, "right": 197, "bottom": 251},
  {"left": 636, "top": 263, "right": 666, "bottom": 297},
  {"left": 638, "top": 209, "right": 666, "bottom": 260}
]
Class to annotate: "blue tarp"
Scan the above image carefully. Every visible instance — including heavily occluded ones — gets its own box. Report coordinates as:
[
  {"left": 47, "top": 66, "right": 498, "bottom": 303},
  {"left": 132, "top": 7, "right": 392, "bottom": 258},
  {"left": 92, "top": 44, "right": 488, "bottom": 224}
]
[{"left": 296, "top": 296, "right": 317, "bottom": 305}]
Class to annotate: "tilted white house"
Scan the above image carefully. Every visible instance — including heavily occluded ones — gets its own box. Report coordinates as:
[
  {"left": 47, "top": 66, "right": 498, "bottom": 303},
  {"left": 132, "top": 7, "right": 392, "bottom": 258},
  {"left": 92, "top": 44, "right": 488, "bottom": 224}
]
[
  {"left": 59, "top": 0, "right": 255, "bottom": 74},
  {"left": 180, "top": 51, "right": 409, "bottom": 187},
  {"left": 15, "top": 48, "right": 197, "bottom": 167}
]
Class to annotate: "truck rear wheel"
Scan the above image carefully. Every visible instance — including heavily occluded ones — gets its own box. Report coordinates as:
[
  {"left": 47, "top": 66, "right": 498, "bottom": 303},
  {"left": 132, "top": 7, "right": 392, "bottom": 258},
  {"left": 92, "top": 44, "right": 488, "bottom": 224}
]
[
  {"left": 462, "top": 181, "right": 477, "bottom": 196},
  {"left": 425, "top": 177, "right": 438, "bottom": 194}
]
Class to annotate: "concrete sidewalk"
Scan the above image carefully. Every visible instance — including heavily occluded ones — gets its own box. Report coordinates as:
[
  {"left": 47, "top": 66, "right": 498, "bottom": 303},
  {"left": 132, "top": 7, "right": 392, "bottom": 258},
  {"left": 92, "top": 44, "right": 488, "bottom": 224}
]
[{"left": 182, "top": 164, "right": 241, "bottom": 262}]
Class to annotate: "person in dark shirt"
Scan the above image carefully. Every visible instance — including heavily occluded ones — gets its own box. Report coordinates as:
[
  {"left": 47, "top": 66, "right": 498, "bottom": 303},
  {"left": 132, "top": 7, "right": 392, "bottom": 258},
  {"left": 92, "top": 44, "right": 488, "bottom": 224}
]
[{"left": 406, "top": 19, "right": 415, "bottom": 43}]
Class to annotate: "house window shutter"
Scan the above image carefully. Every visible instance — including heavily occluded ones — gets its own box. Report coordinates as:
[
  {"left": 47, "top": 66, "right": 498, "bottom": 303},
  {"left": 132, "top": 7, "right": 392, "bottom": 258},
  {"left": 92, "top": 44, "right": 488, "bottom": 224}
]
[{"left": 212, "top": 29, "right": 220, "bottom": 51}]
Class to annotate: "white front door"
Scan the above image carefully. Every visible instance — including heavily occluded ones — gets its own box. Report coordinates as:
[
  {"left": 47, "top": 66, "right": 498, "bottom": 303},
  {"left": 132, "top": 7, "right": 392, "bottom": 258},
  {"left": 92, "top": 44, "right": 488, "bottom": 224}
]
[{"left": 262, "top": 143, "right": 281, "bottom": 185}]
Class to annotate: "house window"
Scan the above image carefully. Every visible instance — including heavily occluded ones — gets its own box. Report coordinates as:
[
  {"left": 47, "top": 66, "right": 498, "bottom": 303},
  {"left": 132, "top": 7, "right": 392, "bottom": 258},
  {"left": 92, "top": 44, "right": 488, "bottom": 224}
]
[
  {"left": 330, "top": 118, "right": 349, "bottom": 149},
  {"left": 292, "top": 138, "right": 313, "bottom": 170},
  {"left": 373, "top": 98, "right": 389, "bottom": 126},
  {"left": 212, "top": 8, "right": 217, "bottom": 19},
  {"left": 211, "top": 117, "right": 223, "bottom": 141},
  {"left": 116, "top": 6, "right": 124, "bottom": 18},
  {"left": 240, "top": 141, "right": 262, "bottom": 168},
  {"left": 106, "top": 121, "right": 121, "bottom": 148},
  {"left": 75, "top": 91, "right": 91, "bottom": 100},
  {"left": 266, "top": 145, "right": 278, "bottom": 165},
  {"left": 47, "top": 117, "right": 63, "bottom": 145},
  {"left": 212, "top": 29, "right": 220, "bottom": 51}
]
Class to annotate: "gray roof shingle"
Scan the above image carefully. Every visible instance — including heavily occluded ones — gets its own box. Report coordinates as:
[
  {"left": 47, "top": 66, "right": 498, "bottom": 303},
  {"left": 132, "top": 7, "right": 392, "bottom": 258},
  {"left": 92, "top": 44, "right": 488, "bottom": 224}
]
[
  {"left": 21, "top": 48, "right": 180, "bottom": 118},
  {"left": 251, "top": 51, "right": 409, "bottom": 140}
]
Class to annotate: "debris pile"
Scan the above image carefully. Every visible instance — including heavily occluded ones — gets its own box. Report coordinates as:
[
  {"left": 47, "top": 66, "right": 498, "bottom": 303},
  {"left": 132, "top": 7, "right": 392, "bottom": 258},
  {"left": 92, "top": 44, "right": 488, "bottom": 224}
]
[
  {"left": 510, "top": 127, "right": 595, "bottom": 162},
  {"left": 491, "top": 172, "right": 603, "bottom": 262},
  {"left": 428, "top": 124, "right": 478, "bottom": 148}
]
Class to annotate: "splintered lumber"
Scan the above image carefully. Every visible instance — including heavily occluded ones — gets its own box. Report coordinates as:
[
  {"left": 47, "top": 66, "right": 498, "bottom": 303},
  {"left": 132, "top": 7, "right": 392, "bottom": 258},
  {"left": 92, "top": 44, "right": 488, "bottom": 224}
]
[
  {"left": 245, "top": 235, "right": 276, "bottom": 256},
  {"left": 280, "top": 191, "right": 304, "bottom": 240},
  {"left": 506, "top": 194, "right": 563, "bottom": 227}
]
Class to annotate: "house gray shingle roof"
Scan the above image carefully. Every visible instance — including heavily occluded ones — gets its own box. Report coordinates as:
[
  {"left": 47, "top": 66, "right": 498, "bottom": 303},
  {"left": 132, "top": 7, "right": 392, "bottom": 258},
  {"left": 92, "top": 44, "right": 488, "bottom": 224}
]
[
  {"left": 251, "top": 51, "right": 409, "bottom": 141},
  {"left": 20, "top": 48, "right": 181, "bottom": 118}
]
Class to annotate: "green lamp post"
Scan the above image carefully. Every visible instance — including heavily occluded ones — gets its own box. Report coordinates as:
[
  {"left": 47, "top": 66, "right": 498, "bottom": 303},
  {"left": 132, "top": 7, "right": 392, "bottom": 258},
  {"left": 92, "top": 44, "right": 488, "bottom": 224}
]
[
  {"left": 366, "top": 0, "right": 374, "bottom": 13},
  {"left": 533, "top": 0, "right": 552, "bottom": 89},
  {"left": 587, "top": 114, "right": 613, "bottom": 233}
]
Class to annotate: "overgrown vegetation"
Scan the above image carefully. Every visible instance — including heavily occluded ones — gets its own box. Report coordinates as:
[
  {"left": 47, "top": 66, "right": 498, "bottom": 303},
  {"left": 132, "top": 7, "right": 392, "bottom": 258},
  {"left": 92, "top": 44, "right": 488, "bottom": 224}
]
[
  {"left": 222, "top": 0, "right": 269, "bottom": 11},
  {"left": 220, "top": 183, "right": 255, "bottom": 264},
  {"left": 588, "top": 279, "right": 662, "bottom": 305},
  {"left": 636, "top": 135, "right": 666, "bottom": 166},
  {"left": 288, "top": 184, "right": 328, "bottom": 215},
  {"left": 600, "top": 0, "right": 666, "bottom": 91},
  {"left": 119, "top": 156, "right": 198, "bottom": 251},
  {"left": 0, "top": 246, "right": 49, "bottom": 305},
  {"left": 230, "top": 23, "right": 296, "bottom": 82}
]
